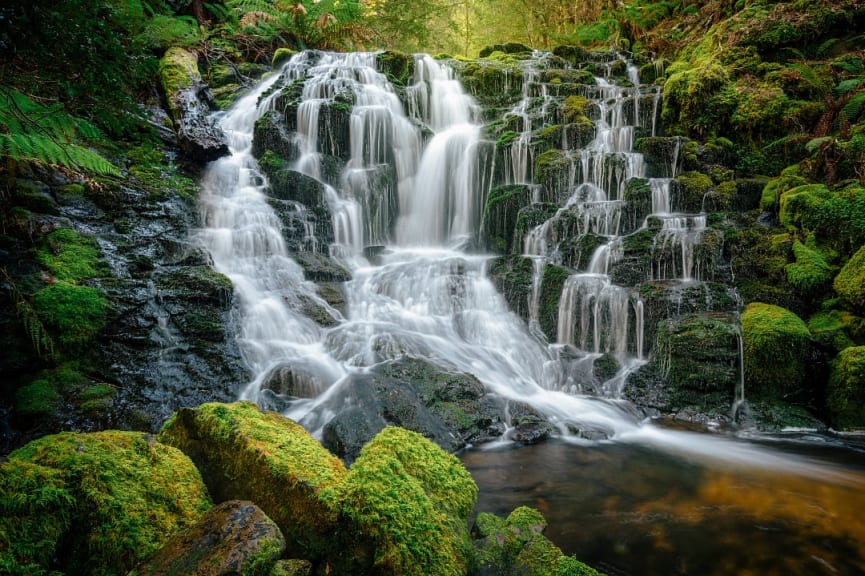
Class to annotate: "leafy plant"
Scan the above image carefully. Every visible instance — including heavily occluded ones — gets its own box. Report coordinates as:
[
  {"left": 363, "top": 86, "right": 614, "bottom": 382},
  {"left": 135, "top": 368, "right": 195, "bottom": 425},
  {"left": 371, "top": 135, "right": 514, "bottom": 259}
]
[{"left": 0, "top": 89, "right": 119, "bottom": 177}]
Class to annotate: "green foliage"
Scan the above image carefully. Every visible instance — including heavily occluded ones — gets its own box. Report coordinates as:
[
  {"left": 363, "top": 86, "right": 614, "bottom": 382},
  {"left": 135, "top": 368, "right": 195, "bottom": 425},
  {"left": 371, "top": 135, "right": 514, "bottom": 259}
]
[
  {"left": 35, "top": 229, "right": 105, "bottom": 283},
  {"left": 827, "top": 346, "right": 865, "bottom": 429},
  {"left": 0, "top": 460, "right": 74, "bottom": 575},
  {"left": 784, "top": 239, "right": 832, "bottom": 296},
  {"left": 1, "top": 268, "right": 56, "bottom": 360},
  {"left": 741, "top": 302, "right": 811, "bottom": 398},
  {"left": 324, "top": 426, "right": 475, "bottom": 576},
  {"left": 0, "top": 89, "right": 119, "bottom": 176},
  {"left": 538, "top": 265, "right": 570, "bottom": 341},
  {"left": 6, "top": 431, "right": 211, "bottom": 576},
  {"left": 834, "top": 244, "right": 865, "bottom": 314},
  {"left": 760, "top": 167, "right": 809, "bottom": 211},
  {"left": 30, "top": 284, "right": 108, "bottom": 349}
]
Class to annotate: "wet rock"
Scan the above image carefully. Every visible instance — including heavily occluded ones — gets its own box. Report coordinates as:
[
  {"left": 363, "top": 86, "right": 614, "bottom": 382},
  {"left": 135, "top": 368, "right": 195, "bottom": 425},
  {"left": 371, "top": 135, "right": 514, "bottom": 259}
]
[
  {"left": 486, "top": 255, "right": 535, "bottom": 322},
  {"left": 158, "top": 47, "right": 229, "bottom": 162},
  {"left": 482, "top": 184, "right": 533, "bottom": 253},
  {"left": 131, "top": 500, "right": 285, "bottom": 576},
  {"left": 321, "top": 357, "right": 515, "bottom": 462}
]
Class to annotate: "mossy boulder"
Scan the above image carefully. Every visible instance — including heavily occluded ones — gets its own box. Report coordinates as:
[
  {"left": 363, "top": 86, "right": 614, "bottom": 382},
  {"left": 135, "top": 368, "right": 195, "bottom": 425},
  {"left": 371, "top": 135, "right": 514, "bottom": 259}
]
[
  {"left": 784, "top": 239, "right": 832, "bottom": 297},
  {"left": 634, "top": 137, "right": 684, "bottom": 178},
  {"left": 3, "top": 431, "right": 210, "bottom": 575},
  {"left": 35, "top": 227, "right": 106, "bottom": 282},
  {"left": 472, "top": 506, "right": 602, "bottom": 576},
  {"left": 158, "top": 401, "right": 347, "bottom": 559},
  {"left": 131, "top": 500, "right": 285, "bottom": 576},
  {"left": 652, "top": 313, "right": 741, "bottom": 413},
  {"left": 834, "top": 245, "right": 865, "bottom": 314},
  {"left": 323, "top": 426, "right": 478, "bottom": 576},
  {"left": 158, "top": 47, "right": 229, "bottom": 161},
  {"left": 741, "top": 303, "right": 811, "bottom": 399},
  {"left": 826, "top": 346, "right": 865, "bottom": 429},
  {"left": 486, "top": 255, "right": 535, "bottom": 322},
  {"left": 673, "top": 171, "right": 714, "bottom": 213},
  {"left": 482, "top": 184, "right": 533, "bottom": 253}
]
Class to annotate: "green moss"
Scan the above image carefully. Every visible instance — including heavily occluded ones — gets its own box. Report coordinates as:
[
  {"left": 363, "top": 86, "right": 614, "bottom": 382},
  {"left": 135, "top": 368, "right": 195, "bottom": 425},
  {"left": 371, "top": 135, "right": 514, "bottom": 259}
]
[
  {"left": 674, "top": 171, "right": 714, "bottom": 212},
  {"left": 35, "top": 228, "right": 105, "bottom": 282},
  {"left": 778, "top": 183, "right": 831, "bottom": 229},
  {"left": 834, "top": 244, "right": 865, "bottom": 314},
  {"left": 158, "top": 47, "right": 201, "bottom": 104},
  {"left": 324, "top": 427, "right": 476, "bottom": 576},
  {"left": 538, "top": 265, "right": 571, "bottom": 341},
  {"left": 742, "top": 303, "right": 811, "bottom": 398},
  {"left": 760, "top": 168, "right": 809, "bottom": 211},
  {"left": 158, "top": 402, "right": 347, "bottom": 559},
  {"left": 482, "top": 184, "right": 532, "bottom": 253},
  {"left": 560, "top": 96, "right": 590, "bottom": 124},
  {"left": 376, "top": 51, "right": 413, "bottom": 87},
  {"left": 0, "top": 459, "right": 74, "bottom": 575},
  {"left": 31, "top": 283, "right": 107, "bottom": 349},
  {"left": 14, "top": 378, "right": 61, "bottom": 419},
  {"left": 827, "top": 346, "right": 865, "bottom": 429},
  {"left": 557, "top": 555, "right": 603, "bottom": 576},
  {"left": 784, "top": 239, "right": 832, "bottom": 295},
  {"left": 473, "top": 512, "right": 506, "bottom": 538},
  {"left": 272, "top": 48, "right": 297, "bottom": 67},
  {"left": 8, "top": 431, "right": 210, "bottom": 576}
]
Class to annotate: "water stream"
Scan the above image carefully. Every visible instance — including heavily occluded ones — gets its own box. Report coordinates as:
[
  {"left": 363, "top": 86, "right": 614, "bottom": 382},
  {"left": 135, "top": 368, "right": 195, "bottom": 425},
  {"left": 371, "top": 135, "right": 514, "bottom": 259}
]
[{"left": 195, "top": 50, "right": 865, "bottom": 575}]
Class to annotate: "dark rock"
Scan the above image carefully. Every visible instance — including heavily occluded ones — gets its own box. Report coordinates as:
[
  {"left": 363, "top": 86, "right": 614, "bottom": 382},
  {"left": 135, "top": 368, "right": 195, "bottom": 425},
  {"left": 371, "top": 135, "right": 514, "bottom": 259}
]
[
  {"left": 132, "top": 500, "right": 285, "bottom": 576},
  {"left": 320, "top": 357, "right": 517, "bottom": 462},
  {"left": 486, "top": 255, "right": 535, "bottom": 322},
  {"left": 482, "top": 184, "right": 533, "bottom": 253}
]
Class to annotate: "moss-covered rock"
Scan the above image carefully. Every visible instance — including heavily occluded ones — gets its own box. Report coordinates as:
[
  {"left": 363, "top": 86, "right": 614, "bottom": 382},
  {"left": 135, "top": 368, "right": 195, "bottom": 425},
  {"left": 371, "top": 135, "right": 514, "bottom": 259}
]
[
  {"left": 673, "top": 171, "right": 714, "bottom": 213},
  {"left": 834, "top": 244, "right": 865, "bottom": 314},
  {"left": 376, "top": 51, "right": 414, "bottom": 87},
  {"left": 323, "top": 426, "right": 477, "bottom": 576},
  {"left": 538, "top": 264, "right": 570, "bottom": 341},
  {"left": 131, "top": 500, "right": 285, "bottom": 576},
  {"left": 482, "top": 184, "right": 533, "bottom": 253},
  {"left": 471, "top": 506, "right": 602, "bottom": 576},
  {"left": 634, "top": 137, "right": 685, "bottom": 178},
  {"left": 35, "top": 227, "right": 106, "bottom": 282},
  {"left": 487, "top": 255, "right": 535, "bottom": 321},
  {"left": 31, "top": 283, "right": 108, "bottom": 350},
  {"left": 826, "top": 346, "right": 865, "bottom": 429},
  {"left": 784, "top": 238, "right": 832, "bottom": 297},
  {"left": 158, "top": 402, "right": 347, "bottom": 559},
  {"left": 4, "top": 431, "right": 210, "bottom": 576},
  {"left": 653, "top": 313, "right": 741, "bottom": 412},
  {"left": 741, "top": 302, "right": 811, "bottom": 399}
]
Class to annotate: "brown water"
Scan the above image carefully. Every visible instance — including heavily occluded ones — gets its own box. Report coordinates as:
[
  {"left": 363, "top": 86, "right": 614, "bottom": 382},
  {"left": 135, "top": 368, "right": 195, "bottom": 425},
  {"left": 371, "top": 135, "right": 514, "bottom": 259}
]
[{"left": 461, "top": 432, "right": 865, "bottom": 576}]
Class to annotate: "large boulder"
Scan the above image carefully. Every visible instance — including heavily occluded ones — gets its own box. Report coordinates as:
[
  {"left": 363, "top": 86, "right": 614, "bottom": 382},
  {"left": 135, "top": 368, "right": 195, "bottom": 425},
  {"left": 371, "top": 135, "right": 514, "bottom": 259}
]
[
  {"left": 320, "top": 356, "right": 524, "bottom": 462},
  {"left": 2, "top": 431, "right": 211, "bottom": 575},
  {"left": 827, "top": 345, "right": 865, "bottom": 430},
  {"left": 481, "top": 184, "right": 533, "bottom": 253},
  {"left": 158, "top": 402, "right": 347, "bottom": 559},
  {"left": 158, "top": 47, "right": 229, "bottom": 162},
  {"left": 741, "top": 302, "right": 811, "bottom": 399},
  {"left": 131, "top": 500, "right": 285, "bottom": 576},
  {"left": 323, "top": 426, "right": 478, "bottom": 576},
  {"left": 834, "top": 245, "right": 865, "bottom": 315}
]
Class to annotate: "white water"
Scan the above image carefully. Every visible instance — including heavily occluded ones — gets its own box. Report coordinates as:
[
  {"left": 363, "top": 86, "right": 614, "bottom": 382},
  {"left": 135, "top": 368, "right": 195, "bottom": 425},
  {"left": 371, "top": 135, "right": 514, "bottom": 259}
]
[{"left": 193, "top": 50, "right": 850, "bottom": 478}]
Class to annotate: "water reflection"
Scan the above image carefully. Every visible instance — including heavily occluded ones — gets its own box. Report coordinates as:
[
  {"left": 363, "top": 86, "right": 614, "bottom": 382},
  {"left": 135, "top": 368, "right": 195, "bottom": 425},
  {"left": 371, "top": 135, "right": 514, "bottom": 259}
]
[{"left": 461, "top": 436, "right": 865, "bottom": 576}]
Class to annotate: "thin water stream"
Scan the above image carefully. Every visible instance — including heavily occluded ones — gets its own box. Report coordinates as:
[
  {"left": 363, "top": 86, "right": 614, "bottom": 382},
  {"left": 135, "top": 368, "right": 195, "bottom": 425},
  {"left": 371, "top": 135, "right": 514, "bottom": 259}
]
[{"left": 195, "top": 50, "right": 865, "bottom": 574}]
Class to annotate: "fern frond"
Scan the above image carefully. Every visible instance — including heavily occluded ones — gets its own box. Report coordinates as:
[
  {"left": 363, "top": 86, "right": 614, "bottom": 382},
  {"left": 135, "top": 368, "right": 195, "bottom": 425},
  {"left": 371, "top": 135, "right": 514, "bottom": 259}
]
[
  {"left": 835, "top": 78, "right": 864, "bottom": 95},
  {"left": 0, "top": 89, "right": 120, "bottom": 176},
  {"left": 816, "top": 38, "right": 839, "bottom": 58},
  {"left": 763, "top": 133, "right": 807, "bottom": 150},
  {"left": 805, "top": 136, "right": 835, "bottom": 154},
  {"left": 1, "top": 268, "right": 56, "bottom": 360},
  {"left": 841, "top": 91, "right": 865, "bottom": 124}
]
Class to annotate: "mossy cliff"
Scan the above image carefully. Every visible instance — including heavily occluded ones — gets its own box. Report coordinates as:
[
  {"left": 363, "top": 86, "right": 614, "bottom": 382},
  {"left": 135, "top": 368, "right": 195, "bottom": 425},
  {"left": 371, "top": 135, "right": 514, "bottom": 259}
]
[{"left": 1, "top": 403, "right": 601, "bottom": 576}]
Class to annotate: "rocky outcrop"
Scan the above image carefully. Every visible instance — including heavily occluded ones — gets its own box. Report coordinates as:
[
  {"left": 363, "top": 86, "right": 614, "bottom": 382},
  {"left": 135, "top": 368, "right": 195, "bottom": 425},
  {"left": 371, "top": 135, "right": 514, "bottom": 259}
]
[
  {"left": 158, "top": 401, "right": 347, "bottom": 559},
  {"left": 131, "top": 500, "right": 285, "bottom": 576},
  {"left": 158, "top": 47, "right": 229, "bottom": 162},
  {"left": 320, "top": 356, "right": 552, "bottom": 462}
]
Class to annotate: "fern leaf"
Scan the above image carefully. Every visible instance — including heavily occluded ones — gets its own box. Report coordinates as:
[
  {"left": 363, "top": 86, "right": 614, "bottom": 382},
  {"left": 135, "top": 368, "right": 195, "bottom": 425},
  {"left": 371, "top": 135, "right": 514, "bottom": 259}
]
[
  {"left": 842, "top": 91, "right": 865, "bottom": 123},
  {"left": 835, "top": 78, "right": 864, "bottom": 95},
  {"left": 805, "top": 136, "right": 834, "bottom": 154}
]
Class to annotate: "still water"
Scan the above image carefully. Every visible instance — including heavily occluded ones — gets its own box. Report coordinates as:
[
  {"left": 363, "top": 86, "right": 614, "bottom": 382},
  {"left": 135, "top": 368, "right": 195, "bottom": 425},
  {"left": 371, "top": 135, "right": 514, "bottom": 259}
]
[{"left": 462, "top": 430, "right": 865, "bottom": 576}]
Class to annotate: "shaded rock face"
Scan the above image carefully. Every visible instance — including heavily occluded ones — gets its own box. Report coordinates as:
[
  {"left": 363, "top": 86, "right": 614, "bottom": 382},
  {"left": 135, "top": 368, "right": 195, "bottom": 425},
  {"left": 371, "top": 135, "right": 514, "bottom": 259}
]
[
  {"left": 171, "top": 85, "right": 230, "bottom": 162},
  {"left": 132, "top": 500, "right": 285, "bottom": 576},
  {"left": 89, "top": 183, "right": 248, "bottom": 432},
  {"left": 320, "top": 356, "right": 552, "bottom": 463}
]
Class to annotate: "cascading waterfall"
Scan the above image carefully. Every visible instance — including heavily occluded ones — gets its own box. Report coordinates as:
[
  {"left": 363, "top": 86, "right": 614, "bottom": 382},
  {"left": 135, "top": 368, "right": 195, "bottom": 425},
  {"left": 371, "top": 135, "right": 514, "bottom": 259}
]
[{"left": 193, "top": 49, "right": 858, "bottom": 481}]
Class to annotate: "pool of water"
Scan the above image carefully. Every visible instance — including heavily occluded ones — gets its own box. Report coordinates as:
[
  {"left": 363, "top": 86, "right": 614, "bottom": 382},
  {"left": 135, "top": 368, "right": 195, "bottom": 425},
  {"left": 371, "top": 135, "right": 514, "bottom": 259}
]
[{"left": 461, "top": 429, "right": 865, "bottom": 576}]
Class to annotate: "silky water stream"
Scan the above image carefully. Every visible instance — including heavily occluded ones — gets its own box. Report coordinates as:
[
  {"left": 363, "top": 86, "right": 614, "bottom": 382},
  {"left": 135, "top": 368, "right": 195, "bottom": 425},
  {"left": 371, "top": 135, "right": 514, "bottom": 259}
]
[{"left": 196, "top": 51, "right": 865, "bottom": 575}]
